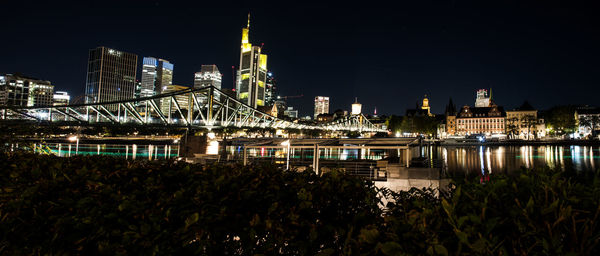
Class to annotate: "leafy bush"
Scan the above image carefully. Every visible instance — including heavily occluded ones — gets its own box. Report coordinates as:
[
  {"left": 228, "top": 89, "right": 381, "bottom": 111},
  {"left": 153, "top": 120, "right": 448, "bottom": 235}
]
[
  {"left": 1, "top": 152, "right": 599, "bottom": 255},
  {"left": 0, "top": 152, "right": 381, "bottom": 255}
]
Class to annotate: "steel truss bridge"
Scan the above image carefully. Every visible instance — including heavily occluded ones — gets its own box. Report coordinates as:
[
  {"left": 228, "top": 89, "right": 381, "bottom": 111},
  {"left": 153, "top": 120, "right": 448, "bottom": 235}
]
[{"left": 0, "top": 86, "right": 385, "bottom": 132}]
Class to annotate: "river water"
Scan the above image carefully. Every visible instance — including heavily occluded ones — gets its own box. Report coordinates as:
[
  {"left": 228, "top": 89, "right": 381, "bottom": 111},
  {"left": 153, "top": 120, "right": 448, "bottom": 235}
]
[
  {"left": 24, "top": 142, "right": 600, "bottom": 173},
  {"left": 425, "top": 145, "right": 600, "bottom": 175}
]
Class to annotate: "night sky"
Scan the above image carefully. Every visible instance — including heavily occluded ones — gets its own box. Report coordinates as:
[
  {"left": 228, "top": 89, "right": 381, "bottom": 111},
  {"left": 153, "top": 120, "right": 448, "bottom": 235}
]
[{"left": 2, "top": 1, "right": 599, "bottom": 116}]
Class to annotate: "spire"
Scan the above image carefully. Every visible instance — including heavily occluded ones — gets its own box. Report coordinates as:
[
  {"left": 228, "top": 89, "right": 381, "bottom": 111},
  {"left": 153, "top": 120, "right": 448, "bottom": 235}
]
[
  {"left": 355, "top": 97, "right": 358, "bottom": 103},
  {"left": 247, "top": 12, "right": 251, "bottom": 29}
]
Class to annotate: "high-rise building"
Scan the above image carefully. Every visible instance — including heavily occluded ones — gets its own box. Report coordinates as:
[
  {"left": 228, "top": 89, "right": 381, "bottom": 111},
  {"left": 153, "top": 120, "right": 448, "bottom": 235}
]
[
  {"left": 53, "top": 91, "right": 70, "bottom": 106},
  {"left": 0, "top": 73, "right": 54, "bottom": 107},
  {"left": 351, "top": 98, "right": 362, "bottom": 115},
  {"left": 194, "top": 65, "right": 222, "bottom": 90},
  {"left": 194, "top": 65, "right": 222, "bottom": 103},
  {"left": 265, "top": 72, "right": 277, "bottom": 106},
  {"left": 85, "top": 47, "right": 137, "bottom": 106},
  {"left": 236, "top": 14, "right": 268, "bottom": 108},
  {"left": 314, "top": 96, "right": 330, "bottom": 119},
  {"left": 140, "top": 57, "right": 173, "bottom": 98},
  {"left": 160, "top": 85, "right": 190, "bottom": 115}
]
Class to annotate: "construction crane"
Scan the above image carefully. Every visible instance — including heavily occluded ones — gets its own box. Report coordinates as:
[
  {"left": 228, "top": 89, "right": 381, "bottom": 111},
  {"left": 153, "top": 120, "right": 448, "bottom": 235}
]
[{"left": 277, "top": 94, "right": 303, "bottom": 100}]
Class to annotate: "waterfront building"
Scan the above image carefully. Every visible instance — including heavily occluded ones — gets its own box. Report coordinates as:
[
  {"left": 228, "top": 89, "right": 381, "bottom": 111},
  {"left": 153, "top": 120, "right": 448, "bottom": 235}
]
[
  {"left": 53, "top": 91, "right": 70, "bottom": 106},
  {"left": 506, "top": 101, "right": 546, "bottom": 139},
  {"left": 0, "top": 73, "right": 53, "bottom": 107},
  {"left": 140, "top": 57, "right": 173, "bottom": 98},
  {"left": 194, "top": 65, "right": 222, "bottom": 103},
  {"left": 351, "top": 98, "right": 362, "bottom": 115},
  {"left": 456, "top": 103, "right": 505, "bottom": 135},
  {"left": 444, "top": 98, "right": 457, "bottom": 136},
  {"left": 85, "top": 47, "right": 137, "bottom": 106},
  {"left": 160, "top": 85, "right": 190, "bottom": 115},
  {"left": 236, "top": 14, "right": 268, "bottom": 108},
  {"left": 576, "top": 106, "right": 600, "bottom": 138},
  {"left": 314, "top": 96, "right": 330, "bottom": 119}
]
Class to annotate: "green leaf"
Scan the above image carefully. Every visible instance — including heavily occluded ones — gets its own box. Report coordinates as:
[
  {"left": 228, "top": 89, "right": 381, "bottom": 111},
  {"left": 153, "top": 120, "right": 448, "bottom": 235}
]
[{"left": 380, "top": 241, "right": 402, "bottom": 255}]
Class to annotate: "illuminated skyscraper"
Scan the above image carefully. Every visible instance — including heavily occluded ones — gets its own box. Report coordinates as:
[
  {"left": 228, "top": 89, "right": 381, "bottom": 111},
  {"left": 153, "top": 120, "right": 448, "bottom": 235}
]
[
  {"left": 314, "top": 96, "right": 330, "bottom": 119},
  {"left": 85, "top": 46, "right": 137, "bottom": 105},
  {"left": 265, "top": 72, "right": 277, "bottom": 106},
  {"left": 140, "top": 57, "right": 174, "bottom": 98},
  {"left": 194, "top": 65, "right": 222, "bottom": 90},
  {"left": 236, "top": 14, "right": 268, "bottom": 108}
]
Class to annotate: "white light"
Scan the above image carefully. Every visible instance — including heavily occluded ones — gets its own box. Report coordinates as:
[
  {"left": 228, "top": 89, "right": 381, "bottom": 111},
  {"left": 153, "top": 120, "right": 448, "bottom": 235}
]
[
  {"left": 281, "top": 140, "right": 290, "bottom": 146},
  {"left": 68, "top": 136, "right": 78, "bottom": 142}
]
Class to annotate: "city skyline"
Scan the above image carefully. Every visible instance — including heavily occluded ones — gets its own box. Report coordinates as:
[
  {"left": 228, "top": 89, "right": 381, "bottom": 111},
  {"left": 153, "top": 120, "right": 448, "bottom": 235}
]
[{"left": 2, "top": 1, "right": 599, "bottom": 116}]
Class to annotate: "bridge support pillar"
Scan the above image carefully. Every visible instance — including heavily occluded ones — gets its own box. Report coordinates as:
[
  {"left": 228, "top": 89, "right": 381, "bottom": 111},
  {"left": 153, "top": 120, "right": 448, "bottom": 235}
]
[{"left": 243, "top": 146, "right": 248, "bottom": 166}]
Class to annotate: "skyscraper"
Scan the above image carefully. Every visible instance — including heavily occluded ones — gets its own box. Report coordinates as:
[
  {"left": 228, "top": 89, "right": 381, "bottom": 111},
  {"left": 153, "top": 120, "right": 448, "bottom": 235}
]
[
  {"left": 265, "top": 72, "right": 277, "bottom": 106},
  {"left": 236, "top": 14, "right": 268, "bottom": 108},
  {"left": 314, "top": 96, "right": 330, "bottom": 119},
  {"left": 140, "top": 57, "right": 173, "bottom": 98},
  {"left": 85, "top": 47, "right": 137, "bottom": 105},
  {"left": 194, "top": 65, "right": 222, "bottom": 103},
  {"left": 194, "top": 65, "right": 222, "bottom": 90}
]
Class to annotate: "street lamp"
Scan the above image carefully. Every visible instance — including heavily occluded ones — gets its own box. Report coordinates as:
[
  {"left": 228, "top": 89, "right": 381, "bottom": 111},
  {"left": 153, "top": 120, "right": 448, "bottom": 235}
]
[
  {"left": 68, "top": 135, "right": 79, "bottom": 155},
  {"left": 281, "top": 140, "right": 290, "bottom": 170}
]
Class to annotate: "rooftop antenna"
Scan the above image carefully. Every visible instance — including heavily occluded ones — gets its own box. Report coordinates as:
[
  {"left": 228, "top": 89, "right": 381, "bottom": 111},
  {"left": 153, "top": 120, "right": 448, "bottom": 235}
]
[{"left": 247, "top": 12, "right": 251, "bottom": 29}]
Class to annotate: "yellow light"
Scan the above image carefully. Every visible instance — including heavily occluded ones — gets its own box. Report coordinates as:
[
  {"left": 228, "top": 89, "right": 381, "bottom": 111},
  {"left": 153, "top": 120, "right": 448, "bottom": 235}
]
[{"left": 259, "top": 54, "right": 267, "bottom": 69}]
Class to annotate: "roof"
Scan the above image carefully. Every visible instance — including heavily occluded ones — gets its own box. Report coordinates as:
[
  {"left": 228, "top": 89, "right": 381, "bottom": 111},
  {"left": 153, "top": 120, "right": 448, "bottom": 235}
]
[
  {"left": 515, "top": 101, "right": 535, "bottom": 111},
  {"left": 458, "top": 106, "right": 506, "bottom": 118}
]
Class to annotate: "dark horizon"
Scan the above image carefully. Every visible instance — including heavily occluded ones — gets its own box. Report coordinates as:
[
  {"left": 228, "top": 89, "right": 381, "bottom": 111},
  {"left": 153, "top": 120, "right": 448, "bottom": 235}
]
[{"left": 2, "top": 1, "right": 599, "bottom": 116}]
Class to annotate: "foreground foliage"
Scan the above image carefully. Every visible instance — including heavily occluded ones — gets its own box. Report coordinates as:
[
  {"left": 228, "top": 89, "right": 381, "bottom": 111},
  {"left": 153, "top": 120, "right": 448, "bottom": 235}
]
[{"left": 1, "top": 152, "right": 599, "bottom": 255}]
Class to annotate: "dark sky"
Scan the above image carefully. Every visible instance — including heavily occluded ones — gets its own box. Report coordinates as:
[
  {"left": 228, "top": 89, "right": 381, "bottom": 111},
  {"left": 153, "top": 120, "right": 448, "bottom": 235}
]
[{"left": 2, "top": 1, "right": 599, "bottom": 116}]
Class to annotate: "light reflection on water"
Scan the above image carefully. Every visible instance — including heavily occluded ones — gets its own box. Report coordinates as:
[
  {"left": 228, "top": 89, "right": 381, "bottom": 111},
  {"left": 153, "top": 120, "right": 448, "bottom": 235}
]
[
  {"left": 430, "top": 145, "right": 600, "bottom": 175},
  {"left": 33, "top": 143, "right": 180, "bottom": 160}
]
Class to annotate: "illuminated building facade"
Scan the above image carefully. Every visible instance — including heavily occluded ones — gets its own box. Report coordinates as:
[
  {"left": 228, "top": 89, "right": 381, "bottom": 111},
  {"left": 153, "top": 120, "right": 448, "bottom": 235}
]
[
  {"left": 475, "top": 89, "right": 491, "bottom": 107},
  {"left": 85, "top": 47, "right": 137, "bottom": 106},
  {"left": 160, "top": 85, "right": 190, "bottom": 114},
  {"left": 456, "top": 103, "right": 505, "bottom": 135},
  {"left": 0, "top": 74, "right": 54, "bottom": 107},
  {"left": 314, "top": 96, "right": 330, "bottom": 119},
  {"left": 444, "top": 98, "right": 457, "bottom": 137},
  {"left": 265, "top": 72, "right": 277, "bottom": 106},
  {"left": 351, "top": 98, "right": 362, "bottom": 115},
  {"left": 506, "top": 101, "right": 545, "bottom": 139},
  {"left": 53, "top": 91, "right": 70, "bottom": 106},
  {"left": 194, "top": 65, "right": 222, "bottom": 103},
  {"left": 140, "top": 57, "right": 174, "bottom": 98},
  {"left": 421, "top": 95, "right": 432, "bottom": 116},
  {"left": 575, "top": 107, "right": 600, "bottom": 138},
  {"left": 236, "top": 15, "right": 268, "bottom": 108}
]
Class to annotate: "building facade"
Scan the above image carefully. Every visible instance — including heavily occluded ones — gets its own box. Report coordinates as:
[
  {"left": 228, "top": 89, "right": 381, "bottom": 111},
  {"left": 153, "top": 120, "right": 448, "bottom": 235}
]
[
  {"left": 53, "top": 91, "right": 70, "bottom": 106},
  {"left": 314, "top": 96, "right": 330, "bottom": 119},
  {"left": 236, "top": 16, "right": 268, "bottom": 108},
  {"left": 140, "top": 57, "right": 173, "bottom": 98},
  {"left": 475, "top": 89, "right": 491, "bottom": 107},
  {"left": 85, "top": 47, "right": 138, "bottom": 105},
  {"left": 443, "top": 98, "right": 457, "bottom": 137},
  {"left": 0, "top": 74, "right": 54, "bottom": 107},
  {"left": 194, "top": 65, "right": 222, "bottom": 103},
  {"left": 160, "top": 85, "right": 190, "bottom": 115},
  {"left": 576, "top": 107, "right": 600, "bottom": 138},
  {"left": 265, "top": 72, "right": 277, "bottom": 106},
  {"left": 456, "top": 104, "right": 506, "bottom": 135},
  {"left": 505, "top": 101, "right": 545, "bottom": 139}
]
